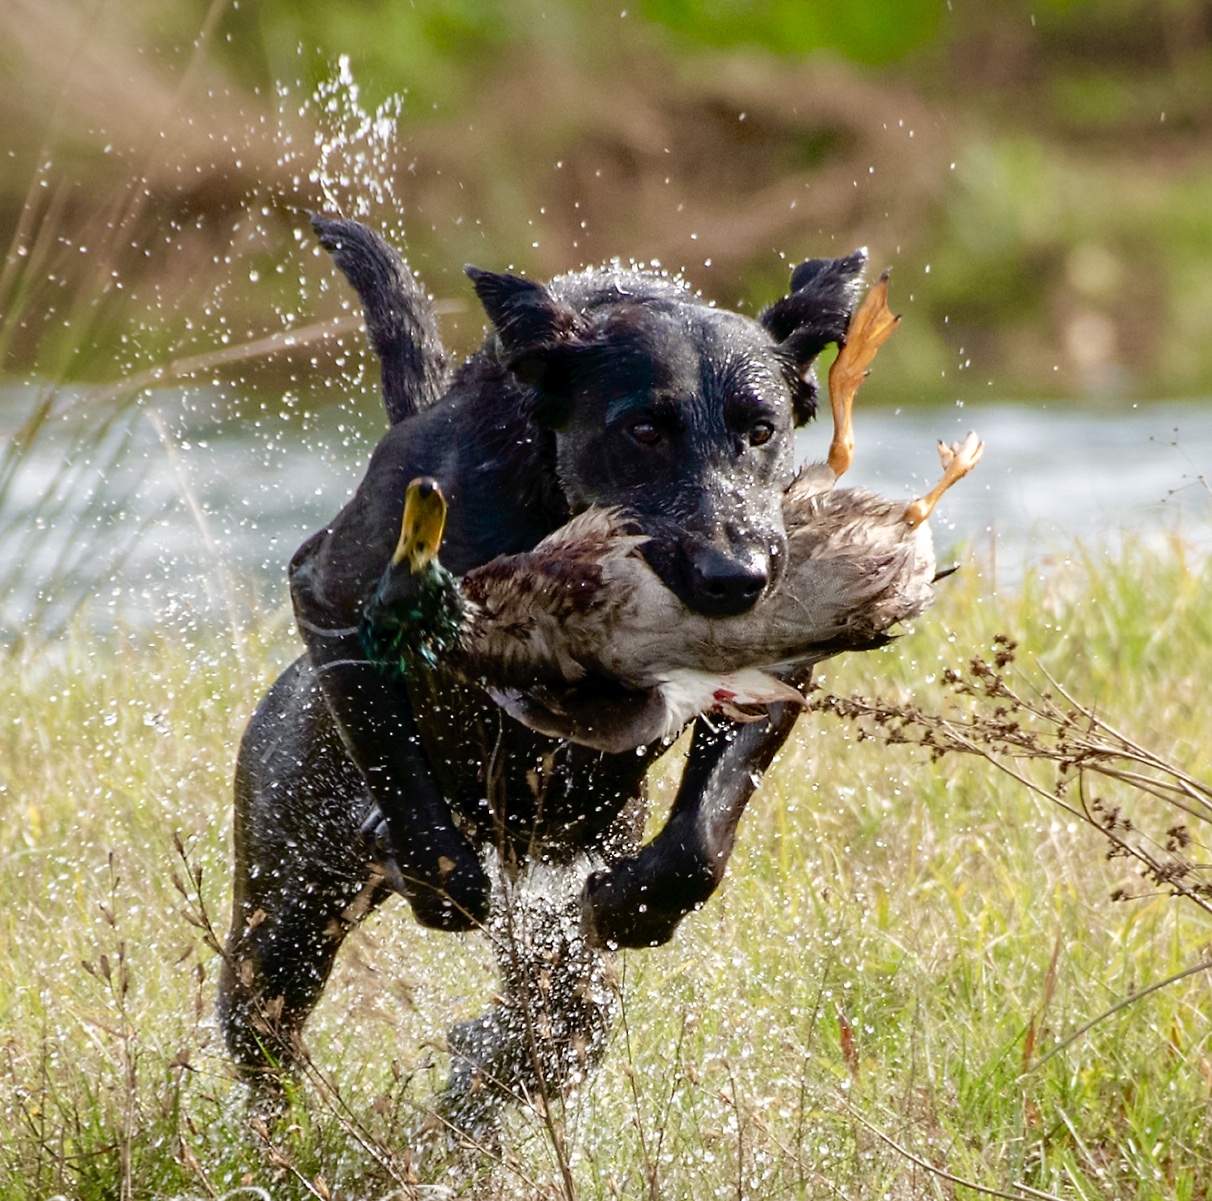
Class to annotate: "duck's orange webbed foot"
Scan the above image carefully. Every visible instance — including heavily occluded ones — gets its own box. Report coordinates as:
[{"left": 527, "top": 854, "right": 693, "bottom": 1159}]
[
  {"left": 826, "top": 271, "right": 901, "bottom": 479},
  {"left": 902, "top": 431, "right": 984, "bottom": 529}
]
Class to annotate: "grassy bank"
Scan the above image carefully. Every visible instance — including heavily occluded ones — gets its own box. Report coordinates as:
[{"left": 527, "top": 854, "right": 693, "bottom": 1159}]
[{"left": 2, "top": 542, "right": 1211, "bottom": 1199}]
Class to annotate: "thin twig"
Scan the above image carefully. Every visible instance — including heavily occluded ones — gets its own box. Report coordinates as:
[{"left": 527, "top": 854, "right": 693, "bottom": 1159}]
[
  {"left": 1023, "top": 959, "right": 1212, "bottom": 1075},
  {"left": 816, "top": 642, "right": 1212, "bottom": 919},
  {"left": 839, "top": 1098, "right": 1065, "bottom": 1201}
]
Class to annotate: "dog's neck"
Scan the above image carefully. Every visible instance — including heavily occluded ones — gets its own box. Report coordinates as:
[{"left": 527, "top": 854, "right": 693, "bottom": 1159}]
[{"left": 441, "top": 356, "right": 572, "bottom": 568}]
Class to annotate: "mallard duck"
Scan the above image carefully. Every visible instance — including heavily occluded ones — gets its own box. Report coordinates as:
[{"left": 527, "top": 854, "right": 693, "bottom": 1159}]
[
  {"left": 361, "top": 477, "right": 807, "bottom": 712},
  {"left": 362, "top": 278, "right": 984, "bottom": 752}
]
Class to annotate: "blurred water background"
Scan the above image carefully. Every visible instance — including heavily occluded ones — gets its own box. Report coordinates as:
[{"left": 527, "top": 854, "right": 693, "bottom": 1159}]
[
  {"left": 3, "top": 382, "right": 1208, "bottom": 642},
  {"left": 3, "top": 0, "right": 1212, "bottom": 643}
]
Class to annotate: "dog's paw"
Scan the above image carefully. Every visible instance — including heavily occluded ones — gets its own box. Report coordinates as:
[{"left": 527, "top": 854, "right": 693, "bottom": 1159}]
[
  {"left": 581, "top": 862, "right": 688, "bottom": 950},
  {"left": 405, "top": 854, "right": 490, "bottom": 932},
  {"left": 404, "top": 838, "right": 491, "bottom": 932}
]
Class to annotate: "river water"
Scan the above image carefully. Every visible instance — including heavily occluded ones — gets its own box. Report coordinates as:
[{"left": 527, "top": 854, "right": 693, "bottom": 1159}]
[{"left": 2, "top": 390, "right": 1210, "bottom": 643}]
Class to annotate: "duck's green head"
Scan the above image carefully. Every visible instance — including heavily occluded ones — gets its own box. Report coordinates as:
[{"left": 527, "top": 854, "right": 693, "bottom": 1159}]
[{"left": 362, "top": 477, "right": 465, "bottom": 677}]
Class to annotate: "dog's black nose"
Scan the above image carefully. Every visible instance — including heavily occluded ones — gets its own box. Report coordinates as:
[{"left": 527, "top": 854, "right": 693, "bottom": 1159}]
[{"left": 688, "top": 547, "right": 768, "bottom": 617}]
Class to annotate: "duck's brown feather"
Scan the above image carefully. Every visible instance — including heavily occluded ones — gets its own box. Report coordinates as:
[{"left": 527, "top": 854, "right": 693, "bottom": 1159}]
[
  {"left": 444, "top": 461, "right": 939, "bottom": 750},
  {"left": 454, "top": 515, "right": 649, "bottom": 690},
  {"left": 460, "top": 464, "right": 935, "bottom": 685}
]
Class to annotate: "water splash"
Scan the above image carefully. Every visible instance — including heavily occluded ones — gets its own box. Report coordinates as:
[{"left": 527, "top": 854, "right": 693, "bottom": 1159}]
[
  {"left": 428, "top": 851, "right": 616, "bottom": 1152},
  {"left": 298, "top": 54, "right": 406, "bottom": 229},
  {"left": 0, "top": 55, "right": 410, "bottom": 643}
]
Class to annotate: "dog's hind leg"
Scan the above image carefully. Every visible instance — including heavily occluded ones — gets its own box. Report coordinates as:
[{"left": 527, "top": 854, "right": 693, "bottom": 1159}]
[
  {"left": 310, "top": 215, "right": 449, "bottom": 424},
  {"left": 431, "top": 883, "right": 616, "bottom": 1145},
  {"left": 219, "top": 869, "right": 387, "bottom": 1100},
  {"left": 217, "top": 657, "right": 392, "bottom": 1095}
]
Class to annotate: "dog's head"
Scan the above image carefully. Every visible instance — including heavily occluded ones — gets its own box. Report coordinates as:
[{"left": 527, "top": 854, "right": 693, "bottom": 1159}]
[{"left": 467, "top": 254, "right": 866, "bottom": 617}]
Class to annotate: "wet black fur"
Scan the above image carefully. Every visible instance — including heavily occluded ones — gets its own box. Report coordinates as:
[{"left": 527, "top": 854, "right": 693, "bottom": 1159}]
[{"left": 218, "top": 216, "right": 865, "bottom": 1100}]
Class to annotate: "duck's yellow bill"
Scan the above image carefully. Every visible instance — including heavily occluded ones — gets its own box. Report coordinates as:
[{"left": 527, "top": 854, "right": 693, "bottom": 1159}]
[{"left": 392, "top": 477, "right": 448, "bottom": 572}]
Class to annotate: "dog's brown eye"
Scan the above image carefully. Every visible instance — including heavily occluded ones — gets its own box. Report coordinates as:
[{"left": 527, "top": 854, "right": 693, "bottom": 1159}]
[
  {"left": 629, "top": 421, "right": 661, "bottom": 446},
  {"left": 748, "top": 421, "right": 775, "bottom": 447}
]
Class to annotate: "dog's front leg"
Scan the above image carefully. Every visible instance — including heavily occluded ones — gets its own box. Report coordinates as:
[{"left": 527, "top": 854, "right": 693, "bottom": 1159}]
[
  {"left": 291, "top": 536, "right": 490, "bottom": 932},
  {"left": 582, "top": 674, "right": 809, "bottom": 948}
]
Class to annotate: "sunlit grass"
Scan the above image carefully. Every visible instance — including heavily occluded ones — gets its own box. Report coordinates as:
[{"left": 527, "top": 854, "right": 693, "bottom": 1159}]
[
  {"left": 3, "top": 542, "right": 1211, "bottom": 1199},
  {"left": 8, "top": 5, "right": 1212, "bottom": 1194}
]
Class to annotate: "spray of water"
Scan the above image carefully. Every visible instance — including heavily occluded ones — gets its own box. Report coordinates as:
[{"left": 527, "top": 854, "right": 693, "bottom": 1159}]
[{"left": 305, "top": 54, "right": 405, "bottom": 225}]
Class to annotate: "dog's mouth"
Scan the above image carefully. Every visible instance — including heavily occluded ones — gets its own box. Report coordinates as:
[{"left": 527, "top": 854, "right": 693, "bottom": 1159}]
[{"left": 636, "top": 522, "right": 785, "bottom": 618}]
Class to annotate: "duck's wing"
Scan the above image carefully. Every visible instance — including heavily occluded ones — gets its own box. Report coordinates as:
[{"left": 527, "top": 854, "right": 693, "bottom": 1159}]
[
  {"left": 490, "top": 665, "right": 807, "bottom": 754},
  {"left": 489, "top": 679, "right": 676, "bottom": 754},
  {"left": 458, "top": 508, "right": 649, "bottom": 688},
  {"left": 781, "top": 485, "right": 938, "bottom": 635}
]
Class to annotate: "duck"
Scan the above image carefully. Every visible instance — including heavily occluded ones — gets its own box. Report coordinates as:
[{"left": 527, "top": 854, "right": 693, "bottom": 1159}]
[{"left": 362, "top": 277, "right": 984, "bottom": 753}]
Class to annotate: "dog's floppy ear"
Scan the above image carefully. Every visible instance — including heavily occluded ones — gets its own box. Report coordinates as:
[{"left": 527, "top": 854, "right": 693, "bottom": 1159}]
[
  {"left": 761, "top": 248, "right": 868, "bottom": 425},
  {"left": 466, "top": 267, "right": 584, "bottom": 426}
]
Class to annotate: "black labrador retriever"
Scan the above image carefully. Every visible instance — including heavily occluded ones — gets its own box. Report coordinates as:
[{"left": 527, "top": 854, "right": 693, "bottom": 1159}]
[{"left": 219, "top": 216, "right": 865, "bottom": 1119}]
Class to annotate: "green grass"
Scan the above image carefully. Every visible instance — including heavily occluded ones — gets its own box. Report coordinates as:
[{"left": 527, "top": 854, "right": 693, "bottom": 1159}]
[
  {"left": 3, "top": 542, "right": 1211, "bottom": 1199},
  {"left": 6, "top": 8, "right": 1212, "bottom": 1194}
]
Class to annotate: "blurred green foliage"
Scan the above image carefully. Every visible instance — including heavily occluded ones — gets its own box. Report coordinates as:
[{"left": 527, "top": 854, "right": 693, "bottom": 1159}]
[
  {"left": 2, "top": 0, "right": 1211, "bottom": 402},
  {"left": 222, "top": 0, "right": 515, "bottom": 112},
  {"left": 641, "top": 0, "right": 945, "bottom": 62}
]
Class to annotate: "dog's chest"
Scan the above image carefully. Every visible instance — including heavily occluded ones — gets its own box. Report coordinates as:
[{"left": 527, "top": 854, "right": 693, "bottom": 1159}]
[{"left": 406, "top": 666, "right": 652, "bottom": 854}]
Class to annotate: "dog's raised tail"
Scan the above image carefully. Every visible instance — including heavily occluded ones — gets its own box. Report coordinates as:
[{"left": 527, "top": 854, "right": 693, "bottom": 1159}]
[{"left": 309, "top": 214, "right": 449, "bottom": 425}]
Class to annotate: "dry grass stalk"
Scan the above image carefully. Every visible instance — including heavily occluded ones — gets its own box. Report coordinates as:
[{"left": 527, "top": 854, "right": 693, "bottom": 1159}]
[{"left": 815, "top": 635, "right": 1212, "bottom": 919}]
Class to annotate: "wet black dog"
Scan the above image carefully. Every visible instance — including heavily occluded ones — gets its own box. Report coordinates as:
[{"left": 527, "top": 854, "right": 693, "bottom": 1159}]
[{"left": 219, "top": 216, "right": 865, "bottom": 1116}]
